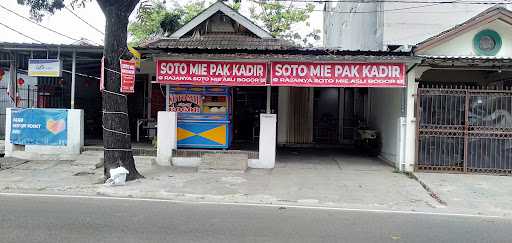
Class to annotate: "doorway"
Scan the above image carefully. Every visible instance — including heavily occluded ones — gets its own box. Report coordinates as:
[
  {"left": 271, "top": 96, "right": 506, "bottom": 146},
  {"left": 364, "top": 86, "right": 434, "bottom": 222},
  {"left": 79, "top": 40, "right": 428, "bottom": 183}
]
[
  {"left": 232, "top": 87, "right": 277, "bottom": 148},
  {"left": 313, "top": 88, "right": 339, "bottom": 144},
  {"left": 312, "top": 88, "right": 368, "bottom": 145}
]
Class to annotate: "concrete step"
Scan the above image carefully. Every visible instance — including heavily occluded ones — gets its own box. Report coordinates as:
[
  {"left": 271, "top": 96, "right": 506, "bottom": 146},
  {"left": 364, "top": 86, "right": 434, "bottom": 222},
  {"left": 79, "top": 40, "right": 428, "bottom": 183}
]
[
  {"left": 198, "top": 153, "right": 248, "bottom": 172},
  {"left": 83, "top": 146, "right": 156, "bottom": 156}
]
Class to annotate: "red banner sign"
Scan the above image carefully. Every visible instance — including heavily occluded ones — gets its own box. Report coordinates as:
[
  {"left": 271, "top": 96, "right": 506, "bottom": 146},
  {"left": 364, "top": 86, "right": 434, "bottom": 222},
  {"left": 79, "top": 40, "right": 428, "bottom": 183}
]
[
  {"left": 120, "top": 59, "right": 136, "bottom": 93},
  {"left": 271, "top": 62, "right": 406, "bottom": 87},
  {"left": 156, "top": 60, "right": 267, "bottom": 86},
  {"left": 169, "top": 94, "right": 202, "bottom": 113}
]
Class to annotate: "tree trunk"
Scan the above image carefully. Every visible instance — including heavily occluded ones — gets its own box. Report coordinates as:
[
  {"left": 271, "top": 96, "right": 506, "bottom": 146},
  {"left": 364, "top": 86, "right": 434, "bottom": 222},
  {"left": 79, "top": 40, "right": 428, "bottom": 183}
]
[{"left": 98, "top": 0, "right": 142, "bottom": 181}]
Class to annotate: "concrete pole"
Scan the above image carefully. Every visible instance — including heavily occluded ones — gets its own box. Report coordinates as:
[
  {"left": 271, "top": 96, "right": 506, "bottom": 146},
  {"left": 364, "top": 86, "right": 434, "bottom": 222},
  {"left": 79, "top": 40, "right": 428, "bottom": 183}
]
[
  {"left": 71, "top": 50, "right": 76, "bottom": 109},
  {"left": 165, "top": 85, "right": 170, "bottom": 111},
  {"left": 266, "top": 86, "right": 271, "bottom": 114}
]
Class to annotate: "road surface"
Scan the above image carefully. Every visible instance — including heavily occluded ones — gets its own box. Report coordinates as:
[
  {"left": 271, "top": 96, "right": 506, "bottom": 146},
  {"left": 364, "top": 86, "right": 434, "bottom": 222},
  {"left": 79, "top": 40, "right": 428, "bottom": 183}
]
[{"left": 0, "top": 193, "right": 510, "bottom": 243}]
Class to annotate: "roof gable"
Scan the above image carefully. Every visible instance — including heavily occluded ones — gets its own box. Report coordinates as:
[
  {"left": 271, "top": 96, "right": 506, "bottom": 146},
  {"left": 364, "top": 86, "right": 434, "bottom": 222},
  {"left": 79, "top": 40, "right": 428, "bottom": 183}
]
[
  {"left": 170, "top": 1, "right": 272, "bottom": 39},
  {"left": 415, "top": 5, "right": 512, "bottom": 54}
]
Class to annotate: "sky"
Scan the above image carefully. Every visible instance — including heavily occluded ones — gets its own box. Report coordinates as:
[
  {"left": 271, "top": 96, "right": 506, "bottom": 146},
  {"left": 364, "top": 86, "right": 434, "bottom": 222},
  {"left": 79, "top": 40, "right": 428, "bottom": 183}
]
[{"left": 0, "top": 0, "right": 507, "bottom": 47}]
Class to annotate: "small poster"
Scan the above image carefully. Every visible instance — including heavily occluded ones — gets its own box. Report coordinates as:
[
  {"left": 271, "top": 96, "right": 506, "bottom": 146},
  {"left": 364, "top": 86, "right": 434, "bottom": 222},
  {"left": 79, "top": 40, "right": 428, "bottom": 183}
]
[
  {"left": 10, "top": 108, "right": 68, "bottom": 146},
  {"left": 169, "top": 94, "right": 202, "bottom": 113},
  {"left": 28, "top": 59, "right": 62, "bottom": 77},
  {"left": 120, "top": 59, "right": 136, "bottom": 93},
  {"left": 100, "top": 56, "right": 105, "bottom": 91}
]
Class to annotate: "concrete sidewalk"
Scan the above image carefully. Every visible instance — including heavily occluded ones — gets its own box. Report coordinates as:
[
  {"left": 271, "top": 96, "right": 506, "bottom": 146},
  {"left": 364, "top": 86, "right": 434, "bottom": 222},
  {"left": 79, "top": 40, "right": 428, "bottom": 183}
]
[
  {"left": 0, "top": 149, "right": 508, "bottom": 217},
  {"left": 415, "top": 172, "right": 512, "bottom": 217}
]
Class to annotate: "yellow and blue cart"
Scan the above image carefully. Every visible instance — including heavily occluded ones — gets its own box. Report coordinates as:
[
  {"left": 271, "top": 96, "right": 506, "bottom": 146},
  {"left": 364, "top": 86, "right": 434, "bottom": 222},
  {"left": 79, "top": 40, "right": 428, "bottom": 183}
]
[{"left": 167, "top": 86, "right": 232, "bottom": 149}]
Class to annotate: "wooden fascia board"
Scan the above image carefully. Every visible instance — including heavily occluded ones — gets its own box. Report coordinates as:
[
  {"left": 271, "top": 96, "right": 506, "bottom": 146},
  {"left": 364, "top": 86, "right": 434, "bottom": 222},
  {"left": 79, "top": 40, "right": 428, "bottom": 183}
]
[{"left": 169, "top": 2, "right": 272, "bottom": 39}]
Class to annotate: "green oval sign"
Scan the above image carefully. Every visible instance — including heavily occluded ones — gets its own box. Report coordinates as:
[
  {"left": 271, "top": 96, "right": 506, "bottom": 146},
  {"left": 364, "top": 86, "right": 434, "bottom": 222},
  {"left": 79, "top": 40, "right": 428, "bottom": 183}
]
[{"left": 473, "top": 29, "right": 502, "bottom": 56}]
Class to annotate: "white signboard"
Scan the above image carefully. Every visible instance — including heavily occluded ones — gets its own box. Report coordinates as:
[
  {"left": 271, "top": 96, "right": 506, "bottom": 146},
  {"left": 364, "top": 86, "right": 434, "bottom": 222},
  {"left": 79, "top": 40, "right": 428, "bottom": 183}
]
[{"left": 28, "top": 59, "right": 63, "bottom": 77}]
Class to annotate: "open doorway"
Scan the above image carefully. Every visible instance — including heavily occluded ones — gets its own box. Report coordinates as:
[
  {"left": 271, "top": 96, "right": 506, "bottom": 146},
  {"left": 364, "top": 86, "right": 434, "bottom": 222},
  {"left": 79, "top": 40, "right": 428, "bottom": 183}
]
[
  {"left": 313, "top": 88, "right": 339, "bottom": 144},
  {"left": 232, "top": 86, "right": 277, "bottom": 149},
  {"left": 312, "top": 87, "right": 368, "bottom": 145}
]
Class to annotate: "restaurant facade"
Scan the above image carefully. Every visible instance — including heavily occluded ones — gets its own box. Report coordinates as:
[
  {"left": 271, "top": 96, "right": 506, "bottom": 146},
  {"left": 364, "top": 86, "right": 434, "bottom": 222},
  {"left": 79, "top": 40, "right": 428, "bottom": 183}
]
[{"left": 138, "top": 1, "right": 419, "bottom": 171}]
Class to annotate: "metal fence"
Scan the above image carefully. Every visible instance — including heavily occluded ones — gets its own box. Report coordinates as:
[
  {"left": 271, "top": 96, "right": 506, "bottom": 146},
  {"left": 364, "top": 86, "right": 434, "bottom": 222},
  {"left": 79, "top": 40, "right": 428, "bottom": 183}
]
[
  {"left": 417, "top": 85, "right": 512, "bottom": 174},
  {"left": 0, "top": 85, "right": 66, "bottom": 139}
]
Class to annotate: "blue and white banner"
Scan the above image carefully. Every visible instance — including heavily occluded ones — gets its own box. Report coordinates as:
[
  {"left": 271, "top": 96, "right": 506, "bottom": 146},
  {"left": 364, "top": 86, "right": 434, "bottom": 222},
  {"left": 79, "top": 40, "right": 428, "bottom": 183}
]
[{"left": 10, "top": 108, "right": 68, "bottom": 146}]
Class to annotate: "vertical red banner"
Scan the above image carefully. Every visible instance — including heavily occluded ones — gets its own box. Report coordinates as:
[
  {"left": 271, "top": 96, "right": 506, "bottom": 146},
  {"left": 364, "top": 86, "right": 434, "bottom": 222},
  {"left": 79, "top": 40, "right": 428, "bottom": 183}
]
[{"left": 120, "top": 59, "right": 136, "bottom": 93}]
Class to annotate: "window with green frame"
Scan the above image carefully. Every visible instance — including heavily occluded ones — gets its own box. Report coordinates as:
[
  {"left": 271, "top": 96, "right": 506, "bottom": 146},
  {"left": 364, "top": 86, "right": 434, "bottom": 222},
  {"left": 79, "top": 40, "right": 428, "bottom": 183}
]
[{"left": 473, "top": 29, "right": 502, "bottom": 56}]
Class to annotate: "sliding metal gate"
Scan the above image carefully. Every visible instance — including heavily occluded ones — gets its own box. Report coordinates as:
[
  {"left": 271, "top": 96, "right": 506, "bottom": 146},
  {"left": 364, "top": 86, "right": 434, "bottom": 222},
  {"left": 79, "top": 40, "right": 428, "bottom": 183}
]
[{"left": 416, "top": 86, "right": 512, "bottom": 174}]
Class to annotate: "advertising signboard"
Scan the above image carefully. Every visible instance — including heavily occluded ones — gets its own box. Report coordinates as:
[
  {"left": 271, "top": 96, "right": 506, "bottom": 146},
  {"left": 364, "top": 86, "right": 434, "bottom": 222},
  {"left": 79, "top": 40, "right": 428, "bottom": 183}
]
[
  {"left": 270, "top": 62, "right": 406, "bottom": 87},
  {"left": 168, "top": 94, "right": 203, "bottom": 113},
  {"left": 120, "top": 59, "right": 136, "bottom": 93},
  {"left": 156, "top": 60, "right": 267, "bottom": 86},
  {"left": 28, "top": 59, "right": 63, "bottom": 77},
  {"left": 10, "top": 108, "right": 68, "bottom": 146}
]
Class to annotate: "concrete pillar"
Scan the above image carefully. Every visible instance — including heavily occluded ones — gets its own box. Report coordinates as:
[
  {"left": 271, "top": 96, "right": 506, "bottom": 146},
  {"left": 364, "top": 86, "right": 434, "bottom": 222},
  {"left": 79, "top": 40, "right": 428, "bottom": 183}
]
[
  {"left": 252, "top": 114, "right": 277, "bottom": 169},
  {"left": 277, "top": 87, "right": 289, "bottom": 145},
  {"left": 4, "top": 108, "right": 13, "bottom": 156},
  {"left": 402, "top": 71, "right": 418, "bottom": 172},
  {"left": 71, "top": 50, "right": 76, "bottom": 109},
  {"left": 156, "top": 111, "right": 177, "bottom": 166}
]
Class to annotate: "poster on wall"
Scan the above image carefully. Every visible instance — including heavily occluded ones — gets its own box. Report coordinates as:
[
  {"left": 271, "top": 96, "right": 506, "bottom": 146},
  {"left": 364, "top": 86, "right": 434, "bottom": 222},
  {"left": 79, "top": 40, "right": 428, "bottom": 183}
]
[
  {"left": 270, "top": 62, "right": 406, "bottom": 87},
  {"left": 120, "top": 59, "right": 136, "bottom": 93},
  {"left": 100, "top": 56, "right": 105, "bottom": 91},
  {"left": 168, "top": 94, "right": 202, "bottom": 113},
  {"left": 10, "top": 108, "right": 68, "bottom": 146},
  {"left": 28, "top": 59, "right": 63, "bottom": 77},
  {"left": 156, "top": 60, "right": 267, "bottom": 86}
]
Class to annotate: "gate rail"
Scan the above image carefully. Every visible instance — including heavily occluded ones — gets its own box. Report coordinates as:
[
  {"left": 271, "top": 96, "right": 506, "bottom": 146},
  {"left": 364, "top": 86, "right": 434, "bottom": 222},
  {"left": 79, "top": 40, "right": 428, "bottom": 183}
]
[{"left": 416, "top": 86, "right": 512, "bottom": 174}]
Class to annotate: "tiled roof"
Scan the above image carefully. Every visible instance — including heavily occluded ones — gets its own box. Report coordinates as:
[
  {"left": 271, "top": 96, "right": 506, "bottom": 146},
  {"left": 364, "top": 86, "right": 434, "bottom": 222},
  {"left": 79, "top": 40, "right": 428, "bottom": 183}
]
[
  {"left": 418, "top": 55, "right": 512, "bottom": 61},
  {"left": 143, "top": 35, "right": 298, "bottom": 50}
]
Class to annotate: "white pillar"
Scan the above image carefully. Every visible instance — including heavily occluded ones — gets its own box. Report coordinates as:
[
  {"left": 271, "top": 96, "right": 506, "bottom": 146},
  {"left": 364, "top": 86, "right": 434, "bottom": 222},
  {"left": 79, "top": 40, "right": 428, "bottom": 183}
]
[
  {"left": 253, "top": 113, "right": 277, "bottom": 169},
  {"left": 4, "top": 108, "right": 14, "bottom": 156},
  {"left": 156, "top": 111, "right": 177, "bottom": 166},
  {"left": 266, "top": 86, "right": 271, "bottom": 113},
  {"left": 402, "top": 70, "right": 418, "bottom": 172},
  {"left": 71, "top": 50, "right": 76, "bottom": 109}
]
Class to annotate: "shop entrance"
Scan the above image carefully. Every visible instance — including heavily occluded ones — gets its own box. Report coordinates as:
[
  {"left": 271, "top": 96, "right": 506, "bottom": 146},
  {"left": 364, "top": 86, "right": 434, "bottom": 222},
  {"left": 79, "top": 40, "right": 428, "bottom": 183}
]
[
  {"left": 312, "top": 88, "right": 368, "bottom": 145},
  {"left": 232, "top": 86, "right": 277, "bottom": 148},
  {"left": 313, "top": 88, "right": 339, "bottom": 144}
]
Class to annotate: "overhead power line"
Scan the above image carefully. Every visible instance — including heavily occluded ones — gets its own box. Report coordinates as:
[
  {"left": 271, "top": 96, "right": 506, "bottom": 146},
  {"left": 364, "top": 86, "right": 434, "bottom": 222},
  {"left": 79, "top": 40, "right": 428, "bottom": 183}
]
[
  {"left": 251, "top": 0, "right": 446, "bottom": 13},
  {"left": 0, "top": 3, "right": 102, "bottom": 46},
  {"left": 64, "top": 6, "right": 105, "bottom": 35},
  {"left": 265, "top": 0, "right": 512, "bottom": 4},
  {"left": 0, "top": 21, "right": 43, "bottom": 44},
  {"left": 0, "top": 3, "right": 81, "bottom": 42},
  {"left": 321, "top": 2, "right": 444, "bottom": 13}
]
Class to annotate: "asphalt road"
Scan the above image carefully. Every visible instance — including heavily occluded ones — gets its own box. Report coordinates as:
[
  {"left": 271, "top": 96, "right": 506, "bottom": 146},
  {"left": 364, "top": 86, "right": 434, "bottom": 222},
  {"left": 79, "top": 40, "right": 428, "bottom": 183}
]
[{"left": 0, "top": 194, "right": 510, "bottom": 243}]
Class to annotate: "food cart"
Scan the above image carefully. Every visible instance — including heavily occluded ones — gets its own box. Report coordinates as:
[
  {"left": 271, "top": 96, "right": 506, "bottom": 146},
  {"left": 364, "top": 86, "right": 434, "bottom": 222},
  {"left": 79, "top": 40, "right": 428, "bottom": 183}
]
[{"left": 168, "top": 86, "right": 232, "bottom": 149}]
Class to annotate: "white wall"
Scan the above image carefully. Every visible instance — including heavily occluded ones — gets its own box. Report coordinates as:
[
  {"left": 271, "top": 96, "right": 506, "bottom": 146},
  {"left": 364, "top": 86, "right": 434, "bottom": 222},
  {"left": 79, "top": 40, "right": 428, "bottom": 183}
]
[
  {"left": 368, "top": 88, "right": 402, "bottom": 164},
  {"left": 419, "top": 19, "right": 512, "bottom": 57}
]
